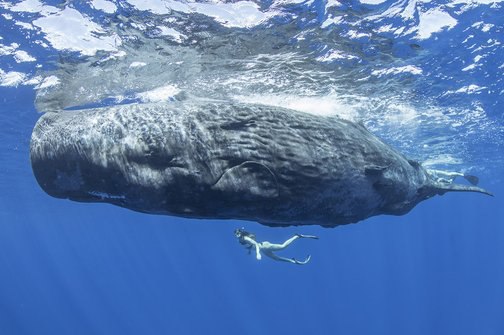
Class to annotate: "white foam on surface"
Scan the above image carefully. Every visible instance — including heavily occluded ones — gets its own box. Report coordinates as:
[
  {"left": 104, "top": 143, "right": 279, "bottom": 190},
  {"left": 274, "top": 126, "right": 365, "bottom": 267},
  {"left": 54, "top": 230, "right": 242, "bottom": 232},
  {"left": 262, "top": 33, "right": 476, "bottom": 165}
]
[
  {"left": 450, "top": 0, "right": 504, "bottom": 5},
  {"left": 14, "top": 21, "right": 36, "bottom": 30},
  {"left": 126, "top": 0, "right": 275, "bottom": 28},
  {"left": 321, "top": 15, "right": 342, "bottom": 28},
  {"left": 371, "top": 65, "right": 423, "bottom": 76},
  {"left": 316, "top": 50, "right": 358, "bottom": 62},
  {"left": 360, "top": 0, "right": 388, "bottom": 4},
  {"left": 234, "top": 94, "right": 359, "bottom": 119},
  {"left": 272, "top": 0, "right": 307, "bottom": 5},
  {"left": 0, "top": 69, "right": 27, "bottom": 87},
  {"left": 448, "top": 85, "right": 486, "bottom": 94},
  {"left": 326, "top": 0, "right": 342, "bottom": 8},
  {"left": 158, "top": 27, "right": 186, "bottom": 43},
  {"left": 375, "top": 24, "right": 395, "bottom": 33},
  {"left": 37, "top": 75, "right": 60, "bottom": 89},
  {"left": 33, "top": 7, "right": 121, "bottom": 56},
  {"left": 366, "top": 0, "right": 407, "bottom": 21},
  {"left": 400, "top": 0, "right": 418, "bottom": 19},
  {"left": 23, "top": 76, "right": 42, "bottom": 86},
  {"left": 382, "top": 104, "right": 420, "bottom": 125},
  {"left": 416, "top": 8, "right": 457, "bottom": 39},
  {"left": 0, "top": 0, "right": 59, "bottom": 15},
  {"left": 13, "top": 50, "right": 36, "bottom": 63},
  {"left": 462, "top": 63, "right": 477, "bottom": 71},
  {"left": 2, "top": 73, "right": 60, "bottom": 87},
  {"left": 346, "top": 30, "right": 371, "bottom": 39},
  {"left": 126, "top": 0, "right": 184, "bottom": 14},
  {"left": 0, "top": 43, "right": 17, "bottom": 56},
  {"left": 91, "top": 0, "right": 117, "bottom": 13},
  {"left": 194, "top": 1, "right": 274, "bottom": 28},
  {"left": 481, "top": 23, "right": 494, "bottom": 32}
]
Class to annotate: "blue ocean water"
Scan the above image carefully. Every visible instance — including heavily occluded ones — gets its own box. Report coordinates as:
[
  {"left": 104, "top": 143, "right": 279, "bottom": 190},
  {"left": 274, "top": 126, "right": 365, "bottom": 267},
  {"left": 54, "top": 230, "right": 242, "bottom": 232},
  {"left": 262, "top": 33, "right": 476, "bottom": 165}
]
[{"left": 1, "top": 1, "right": 503, "bottom": 334}]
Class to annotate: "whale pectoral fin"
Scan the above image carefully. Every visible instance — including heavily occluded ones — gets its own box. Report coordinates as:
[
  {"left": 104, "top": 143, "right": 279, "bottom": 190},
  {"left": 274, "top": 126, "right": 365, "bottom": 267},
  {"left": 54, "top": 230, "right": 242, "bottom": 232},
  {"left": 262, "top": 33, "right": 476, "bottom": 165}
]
[
  {"left": 212, "top": 161, "right": 279, "bottom": 199},
  {"left": 463, "top": 174, "right": 479, "bottom": 186}
]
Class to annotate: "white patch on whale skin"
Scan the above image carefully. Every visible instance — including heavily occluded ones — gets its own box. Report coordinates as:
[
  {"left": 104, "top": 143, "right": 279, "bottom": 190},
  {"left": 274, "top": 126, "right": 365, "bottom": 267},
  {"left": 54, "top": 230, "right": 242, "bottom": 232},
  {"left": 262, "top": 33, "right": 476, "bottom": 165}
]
[
  {"left": 129, "top": 62, "right": 147, "bottom": 68},
  {"left": 88, "top": 191, "right": 126, "bottom": 200}
]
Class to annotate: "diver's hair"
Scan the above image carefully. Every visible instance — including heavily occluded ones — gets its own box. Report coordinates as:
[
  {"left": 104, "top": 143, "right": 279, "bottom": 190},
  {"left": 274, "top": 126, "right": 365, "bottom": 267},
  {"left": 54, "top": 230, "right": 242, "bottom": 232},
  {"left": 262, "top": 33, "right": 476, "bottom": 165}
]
[{"left": 235, "top": 228, "right": 256, "bottom": 244}]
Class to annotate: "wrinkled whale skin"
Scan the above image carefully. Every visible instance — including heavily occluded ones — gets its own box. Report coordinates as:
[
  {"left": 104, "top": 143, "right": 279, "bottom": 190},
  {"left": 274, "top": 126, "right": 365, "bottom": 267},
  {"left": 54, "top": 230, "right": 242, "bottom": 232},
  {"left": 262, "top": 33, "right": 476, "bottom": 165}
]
[{"left": 30, "top": 102, "right": 487, "bottom": 227}]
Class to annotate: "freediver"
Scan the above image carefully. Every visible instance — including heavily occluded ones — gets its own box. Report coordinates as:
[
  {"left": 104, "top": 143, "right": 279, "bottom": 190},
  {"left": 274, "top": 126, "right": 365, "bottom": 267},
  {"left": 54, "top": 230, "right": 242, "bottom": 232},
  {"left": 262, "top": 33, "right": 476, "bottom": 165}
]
[{"left": 234, "top": 228, "right": 318, "bottom": 265}]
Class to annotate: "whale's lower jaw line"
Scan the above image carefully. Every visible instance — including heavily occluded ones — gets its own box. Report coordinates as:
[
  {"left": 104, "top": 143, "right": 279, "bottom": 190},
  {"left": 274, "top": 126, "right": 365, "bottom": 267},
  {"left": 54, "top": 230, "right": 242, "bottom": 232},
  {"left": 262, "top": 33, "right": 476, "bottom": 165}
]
[{"left": 30, "top": 101, "right": 491, "bottom": 227}]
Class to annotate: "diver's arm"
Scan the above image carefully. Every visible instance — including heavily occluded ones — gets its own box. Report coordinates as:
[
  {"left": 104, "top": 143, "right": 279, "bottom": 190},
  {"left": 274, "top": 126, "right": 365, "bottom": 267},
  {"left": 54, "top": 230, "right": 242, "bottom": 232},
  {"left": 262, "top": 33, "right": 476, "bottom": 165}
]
[{"left": 243, "top": 236, "right": 262, "bottom": 260}]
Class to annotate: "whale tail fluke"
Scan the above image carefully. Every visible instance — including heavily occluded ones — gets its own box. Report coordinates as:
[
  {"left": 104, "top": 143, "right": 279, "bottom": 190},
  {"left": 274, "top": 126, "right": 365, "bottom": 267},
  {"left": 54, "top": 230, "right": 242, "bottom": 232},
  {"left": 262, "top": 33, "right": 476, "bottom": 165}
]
[{"left": 434, "top": 183, "right": 493, "bottom": 197}]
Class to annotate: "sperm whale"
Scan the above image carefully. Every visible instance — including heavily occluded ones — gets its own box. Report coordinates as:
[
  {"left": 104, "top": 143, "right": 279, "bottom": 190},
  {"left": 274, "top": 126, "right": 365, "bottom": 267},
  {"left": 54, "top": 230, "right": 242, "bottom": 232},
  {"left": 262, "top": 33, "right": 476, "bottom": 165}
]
[{"left": 30, "top": 101, "right": 491, "bottom": 227}]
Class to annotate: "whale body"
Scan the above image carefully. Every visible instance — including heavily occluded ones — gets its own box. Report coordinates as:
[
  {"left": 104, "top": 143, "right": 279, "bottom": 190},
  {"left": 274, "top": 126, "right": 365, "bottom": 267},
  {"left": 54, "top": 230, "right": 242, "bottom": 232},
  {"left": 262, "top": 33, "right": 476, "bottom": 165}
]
[{"left": 30, "top": 102, "right": 491, "bottom": 227}]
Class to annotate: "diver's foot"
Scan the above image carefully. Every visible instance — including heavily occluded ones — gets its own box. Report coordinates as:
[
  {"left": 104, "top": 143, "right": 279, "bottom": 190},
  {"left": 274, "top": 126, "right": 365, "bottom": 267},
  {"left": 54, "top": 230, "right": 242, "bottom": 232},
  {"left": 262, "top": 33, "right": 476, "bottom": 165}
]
[
  {"left": 296, "top": 234, "right": 319, "bottom": 239},
  {"left": 293, "top": 255, "right": 311, "bottom": 265}
]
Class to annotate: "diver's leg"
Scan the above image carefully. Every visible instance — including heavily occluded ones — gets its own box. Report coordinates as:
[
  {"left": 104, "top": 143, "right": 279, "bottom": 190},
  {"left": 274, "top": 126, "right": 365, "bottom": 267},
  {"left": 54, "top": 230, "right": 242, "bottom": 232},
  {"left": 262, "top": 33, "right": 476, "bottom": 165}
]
[
  {"left": 260, "top": 236, "right": 299, "bottom": 251},
  {"left": 263, "top": 234, "right": 319, "bottom": 251},
  {"left": 427, "top": 169, "right": 480, "bottom": 186},
  {"left": 263, "top": 250, "right": 311, "bottom": 265}
]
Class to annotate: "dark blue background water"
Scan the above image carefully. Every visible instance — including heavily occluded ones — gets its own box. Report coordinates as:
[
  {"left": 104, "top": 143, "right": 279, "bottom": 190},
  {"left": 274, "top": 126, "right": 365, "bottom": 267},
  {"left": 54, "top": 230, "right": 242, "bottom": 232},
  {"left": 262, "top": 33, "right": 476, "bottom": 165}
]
[{"left": 1, "top": 1, "right": 504, "bottom": 334}]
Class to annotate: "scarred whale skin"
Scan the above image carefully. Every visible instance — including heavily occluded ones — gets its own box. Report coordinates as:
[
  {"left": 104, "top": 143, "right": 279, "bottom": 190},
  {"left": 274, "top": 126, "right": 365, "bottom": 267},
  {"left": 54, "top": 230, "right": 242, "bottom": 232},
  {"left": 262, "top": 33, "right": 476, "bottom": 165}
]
[{"left": 30, "top": 102, "right": 490, "bottom": 227}]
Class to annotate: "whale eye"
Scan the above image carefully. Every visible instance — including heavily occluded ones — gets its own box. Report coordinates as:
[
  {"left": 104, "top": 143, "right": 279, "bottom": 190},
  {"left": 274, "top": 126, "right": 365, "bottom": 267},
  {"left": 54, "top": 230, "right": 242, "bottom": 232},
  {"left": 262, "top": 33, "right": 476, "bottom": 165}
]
[{"left": 408, "top": 160, "right": 421, "bottom": 168}]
